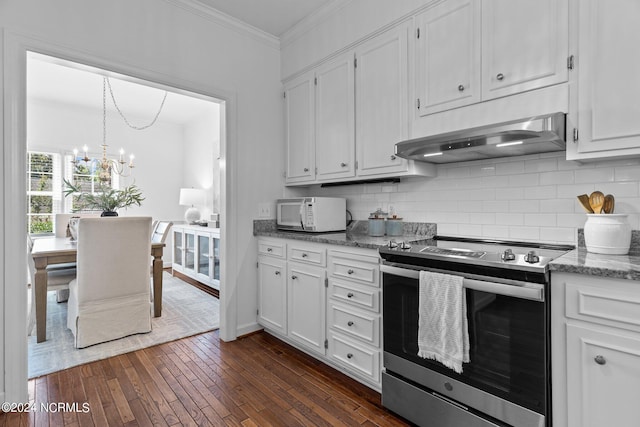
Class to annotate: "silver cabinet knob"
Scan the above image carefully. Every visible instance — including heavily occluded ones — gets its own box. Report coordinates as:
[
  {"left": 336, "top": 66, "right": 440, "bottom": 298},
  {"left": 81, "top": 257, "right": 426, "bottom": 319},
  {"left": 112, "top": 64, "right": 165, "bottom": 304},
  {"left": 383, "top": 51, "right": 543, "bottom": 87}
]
[
  {"left": 267, "top": 247, "right": 272, "bottom": 252},
  {"left": 347, "top": 292, "right": 354, "bottom": 298},
  {"left": 347, "top": 353, "right": 353, "bottom": 359},
  {"left": 303, "top": 167, "right": 309, "bottom": 172},
  {"left": 347, "top": 269, "right": 354, "bottom": 275},
  {"left": 274, "top": 270, "right": 280, "bottom": 276},
  {"left": 301, "top": 253, "right": 308, "bottom": 258},
  {"left": 496, "top": 73, "right": 504, "bottom": 81},
  {"left": 390, "top": 154, "right": 397, "bottom": 160},
  {"left": 594, "top": 355, "right": 606, "bottom": 365},
  {"left": 347, "top": 321, "right": 354, "bottom": 326},
  {"left": 458, "top": 84, "right": 465, "bottom": 92},
  {"left": 340, "top": 162, "right": 348, "bottom": 167},
  {"left": 291, "top": 275, "right": 297, "bottom": 280}
]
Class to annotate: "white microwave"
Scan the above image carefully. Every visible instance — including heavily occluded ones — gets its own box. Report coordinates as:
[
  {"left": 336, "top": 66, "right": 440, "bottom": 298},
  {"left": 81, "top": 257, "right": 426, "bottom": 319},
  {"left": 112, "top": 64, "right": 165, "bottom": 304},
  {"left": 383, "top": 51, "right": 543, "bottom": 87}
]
[{"left": 276, "top": 197, "right": 346, "bottom": 232}]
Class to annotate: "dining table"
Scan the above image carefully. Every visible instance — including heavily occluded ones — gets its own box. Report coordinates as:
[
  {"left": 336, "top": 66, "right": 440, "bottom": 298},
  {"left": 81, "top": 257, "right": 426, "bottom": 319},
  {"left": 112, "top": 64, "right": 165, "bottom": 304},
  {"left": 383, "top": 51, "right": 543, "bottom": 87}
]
[{"left": 31, "top": 236, "right": 165, "bottom": 343}]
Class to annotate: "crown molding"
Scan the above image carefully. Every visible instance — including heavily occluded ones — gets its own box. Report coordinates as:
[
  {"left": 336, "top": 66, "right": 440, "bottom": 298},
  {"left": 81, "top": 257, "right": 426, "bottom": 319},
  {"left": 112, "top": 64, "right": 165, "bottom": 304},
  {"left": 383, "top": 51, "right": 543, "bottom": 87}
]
[
  {"left": 164, "top": 0, "right": 281, "bottom": 50},
  {"left": 280, "top": 0, "right": 354, "bottom": 47}
]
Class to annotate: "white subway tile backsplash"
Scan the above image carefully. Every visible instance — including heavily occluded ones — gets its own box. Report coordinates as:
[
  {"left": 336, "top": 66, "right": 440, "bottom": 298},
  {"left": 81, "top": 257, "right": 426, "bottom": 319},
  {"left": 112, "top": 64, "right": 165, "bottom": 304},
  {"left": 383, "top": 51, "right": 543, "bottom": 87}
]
[
  {"left": 309, "top": 154, "right": 638, "bottom": 244},
  {"left": 574, "top": 167, "right": 614, "bottom": 184}
]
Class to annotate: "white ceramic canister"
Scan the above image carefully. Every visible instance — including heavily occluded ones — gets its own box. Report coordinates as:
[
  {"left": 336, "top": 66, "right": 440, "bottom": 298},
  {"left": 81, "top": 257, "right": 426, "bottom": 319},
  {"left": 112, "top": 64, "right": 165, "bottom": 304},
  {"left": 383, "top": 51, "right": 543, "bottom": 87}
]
[{"left": 584, "top": 214, "right": 632, "bottom": 255}]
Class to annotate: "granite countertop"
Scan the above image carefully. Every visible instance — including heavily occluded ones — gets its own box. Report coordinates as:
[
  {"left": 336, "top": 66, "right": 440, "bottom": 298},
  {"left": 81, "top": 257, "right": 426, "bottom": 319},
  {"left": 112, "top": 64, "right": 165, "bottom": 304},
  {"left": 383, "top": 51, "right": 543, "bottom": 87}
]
[
  {"left": 253, "top": 219, "right": 436, "bottom": 250},
  {"left": 550, "top": 249, "right": 640, "bottom": 281},
  {"left": 550, "top": 229, "right": 640, "bottom": 281}
]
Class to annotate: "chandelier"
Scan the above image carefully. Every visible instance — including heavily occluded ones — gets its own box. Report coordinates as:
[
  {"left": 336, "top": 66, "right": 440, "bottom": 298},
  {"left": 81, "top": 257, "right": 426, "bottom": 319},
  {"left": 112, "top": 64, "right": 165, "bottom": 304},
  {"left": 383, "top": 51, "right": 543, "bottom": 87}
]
[{"left": 72, "top": 76, "right": 167, "bottom": 182}]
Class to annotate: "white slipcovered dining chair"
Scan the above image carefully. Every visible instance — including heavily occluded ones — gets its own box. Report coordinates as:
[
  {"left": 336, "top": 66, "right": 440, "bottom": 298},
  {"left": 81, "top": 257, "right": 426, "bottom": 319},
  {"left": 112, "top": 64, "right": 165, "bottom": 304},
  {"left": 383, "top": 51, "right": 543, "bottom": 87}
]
[{"left": 67, "top": 217, "right": 153, "bottom": 348}]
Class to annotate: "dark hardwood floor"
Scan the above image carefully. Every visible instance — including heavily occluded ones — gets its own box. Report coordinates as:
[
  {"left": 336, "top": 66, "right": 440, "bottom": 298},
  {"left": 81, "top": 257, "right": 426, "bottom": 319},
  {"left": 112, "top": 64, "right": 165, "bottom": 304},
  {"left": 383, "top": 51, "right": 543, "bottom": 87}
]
[{"left": 0, "top": 330, "right": 411, "bottom": 426}]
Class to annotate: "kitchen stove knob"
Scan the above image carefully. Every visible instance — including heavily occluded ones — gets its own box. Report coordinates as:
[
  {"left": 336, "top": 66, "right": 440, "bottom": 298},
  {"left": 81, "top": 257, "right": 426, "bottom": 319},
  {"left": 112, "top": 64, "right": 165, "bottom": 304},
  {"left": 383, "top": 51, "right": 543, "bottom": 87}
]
[
  {"left": 524, "top": 251, "right": 540, "bottom": 264},
  {"left": 594, "top": 355, "right": 606, "bottom": 365},
  {"left": 458, "top": 84, "right": 465, "bottom": 92},
  {"left": 399, "top": 241, "right": 412, "bottom": 250},
  {"left": 501, "top": 249, "right": 516, "bottom": 261},
  {"left": 388, "top": 240, "right": 398, "bottom": 249}
]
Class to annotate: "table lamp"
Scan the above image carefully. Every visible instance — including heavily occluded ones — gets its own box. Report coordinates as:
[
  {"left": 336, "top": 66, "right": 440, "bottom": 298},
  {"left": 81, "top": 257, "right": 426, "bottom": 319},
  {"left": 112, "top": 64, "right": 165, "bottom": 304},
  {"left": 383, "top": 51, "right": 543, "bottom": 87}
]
[{"left": 179, "top": 188, "right": 206, "bottom": 224}]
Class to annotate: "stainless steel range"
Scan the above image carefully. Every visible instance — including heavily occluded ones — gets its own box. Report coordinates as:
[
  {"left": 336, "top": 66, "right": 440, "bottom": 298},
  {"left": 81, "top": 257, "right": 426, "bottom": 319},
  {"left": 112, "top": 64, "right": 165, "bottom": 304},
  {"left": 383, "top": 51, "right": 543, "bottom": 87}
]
[{"left": 379, "top": 236, "right": 574, "bottom": 427}]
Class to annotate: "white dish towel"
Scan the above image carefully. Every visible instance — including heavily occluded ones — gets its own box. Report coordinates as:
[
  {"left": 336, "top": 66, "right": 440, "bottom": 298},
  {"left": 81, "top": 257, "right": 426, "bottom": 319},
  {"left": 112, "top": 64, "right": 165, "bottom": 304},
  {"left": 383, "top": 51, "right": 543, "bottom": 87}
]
[{"left": 417, "top": 271, "right": 470, "bottom": 374}]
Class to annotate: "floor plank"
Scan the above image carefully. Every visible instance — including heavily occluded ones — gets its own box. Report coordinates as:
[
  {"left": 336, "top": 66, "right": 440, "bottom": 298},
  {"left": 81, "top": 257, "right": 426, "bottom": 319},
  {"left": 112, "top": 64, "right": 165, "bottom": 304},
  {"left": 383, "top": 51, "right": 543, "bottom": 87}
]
[{"left": 1, "top": 330, "right": 411, "bottom": 426}]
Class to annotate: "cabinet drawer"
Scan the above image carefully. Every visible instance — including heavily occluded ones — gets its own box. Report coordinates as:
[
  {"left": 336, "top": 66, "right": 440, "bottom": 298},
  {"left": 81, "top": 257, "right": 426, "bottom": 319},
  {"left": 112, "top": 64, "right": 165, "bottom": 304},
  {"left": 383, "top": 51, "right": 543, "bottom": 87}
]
[
  {"left": 566, "top": 279, "right": 640, "bottom": 333},
  {"left": 329, "top": 279, "right": 380, "bottom": 313},
  {"left": 328, "top": 251, "right": 379, "bottom": 287},
  {"left": 328, "top": 332, "right": 380, "bottom": 384},
  {"left": 258, "top": 240, "right": 286, "bottom": 258},
  {"left": 329, "top": 302, "right": 379, "bottom": 346},
  {"left": 289, "top": 244, "right": 326, "bottom": 266}
]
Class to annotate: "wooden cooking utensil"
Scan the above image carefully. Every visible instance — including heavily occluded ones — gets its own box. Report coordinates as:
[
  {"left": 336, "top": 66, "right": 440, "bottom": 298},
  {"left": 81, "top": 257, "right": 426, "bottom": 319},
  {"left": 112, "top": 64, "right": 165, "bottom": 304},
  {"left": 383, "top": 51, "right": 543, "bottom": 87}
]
[
  {"left": 577, "top": 194, "right": 594, "bottom": 213},
  {"left": 603, "top": 194, "right": 615, "bottom": 214},
  {"left": 589, "top": 191, "right": 605, "bottom": 214}
]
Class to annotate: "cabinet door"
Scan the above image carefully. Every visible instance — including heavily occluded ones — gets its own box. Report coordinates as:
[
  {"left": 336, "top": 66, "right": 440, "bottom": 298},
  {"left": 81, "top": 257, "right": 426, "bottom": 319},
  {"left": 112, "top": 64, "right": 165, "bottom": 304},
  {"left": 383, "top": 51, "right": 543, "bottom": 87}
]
[
  {"left": 415, "top": 0, "right": 480, "bottom": 116},
  {"left": 356, "top": 23, "right": 411, "bottom": 176},
  {"left": 172, "top": 229, "right": 183, "bottom": 268},
  {"left": 284, "top": 72, "right": 315, "bottom": 183},
  {"left": 258, "top": 257, "right": 287, "bottom": 335},
  {"left": 315, "top": 54, "right": 355, "bottom": 181},
  {"left": 570, "top": 0, "right": 640, "bottom": 158},
  {"left": 566, "top": 324, "right": 640, "bottom": 427},
  {"left": 196, "top": 233, "right": 211, "bottom": 284},
  {"left": 481, "top": 0, "right": 569, "bottom": 100},
  {"left": 183, "top": 231, "right": 196, "bottom": 274},
  {"left": 287, "top": 262, "right": 326, "bottom": 355}
]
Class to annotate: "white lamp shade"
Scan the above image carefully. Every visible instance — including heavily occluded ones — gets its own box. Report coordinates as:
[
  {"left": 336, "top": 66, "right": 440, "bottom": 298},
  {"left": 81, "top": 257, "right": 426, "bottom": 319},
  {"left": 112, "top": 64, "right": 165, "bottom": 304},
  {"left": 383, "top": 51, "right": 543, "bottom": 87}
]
[{"left": 179, "top": 188, "right": 205, "bottom": 207}]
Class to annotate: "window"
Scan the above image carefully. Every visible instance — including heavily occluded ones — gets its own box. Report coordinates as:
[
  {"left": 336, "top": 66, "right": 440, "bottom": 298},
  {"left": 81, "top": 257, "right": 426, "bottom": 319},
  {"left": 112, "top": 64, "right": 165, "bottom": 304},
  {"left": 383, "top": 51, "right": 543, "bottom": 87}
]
[
  {"left": 27, "top": 152, "right": 59, "bottom": 234},
  {"left": 27, "top": 150, "right": 118, "bottom": 234}
]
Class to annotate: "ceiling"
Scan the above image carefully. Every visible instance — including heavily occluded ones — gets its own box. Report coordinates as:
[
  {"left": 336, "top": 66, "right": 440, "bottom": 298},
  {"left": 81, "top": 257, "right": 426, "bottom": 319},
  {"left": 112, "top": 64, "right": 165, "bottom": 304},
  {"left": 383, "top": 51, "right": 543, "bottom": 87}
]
[
  {"left": 27, "top": 53, "right": 219, "bottom": 126},
  {"left": 195, "top": 0, "right": 335, "bottom": 36}
]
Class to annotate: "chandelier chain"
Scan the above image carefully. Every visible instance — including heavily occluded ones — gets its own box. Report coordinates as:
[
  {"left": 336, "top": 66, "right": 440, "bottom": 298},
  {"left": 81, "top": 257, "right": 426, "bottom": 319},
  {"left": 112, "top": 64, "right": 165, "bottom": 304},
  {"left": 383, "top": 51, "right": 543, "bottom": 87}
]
[{"left": 105, "top": 77, "right": 168, "bottom": 130}]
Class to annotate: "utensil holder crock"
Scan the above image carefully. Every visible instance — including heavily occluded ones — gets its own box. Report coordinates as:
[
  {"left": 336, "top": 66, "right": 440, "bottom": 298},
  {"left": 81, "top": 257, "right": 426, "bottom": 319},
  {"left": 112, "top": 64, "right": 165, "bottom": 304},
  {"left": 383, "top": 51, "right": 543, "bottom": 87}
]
[{"left": 584, "top": 214, "right": 631, "bottom": 255}]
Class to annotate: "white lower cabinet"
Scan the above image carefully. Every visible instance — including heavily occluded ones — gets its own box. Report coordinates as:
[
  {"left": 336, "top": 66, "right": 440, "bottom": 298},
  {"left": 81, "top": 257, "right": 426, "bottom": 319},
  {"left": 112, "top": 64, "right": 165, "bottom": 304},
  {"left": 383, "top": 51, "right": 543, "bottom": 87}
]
[
  {"left": 257, "top": 237, "right": 382, "bottom": 390},
  {"left": 287, "top": 262, "right": 326, "bottom": 355},
  {"left": 552, "top": 272, "right": 640, "bottom": 427}
]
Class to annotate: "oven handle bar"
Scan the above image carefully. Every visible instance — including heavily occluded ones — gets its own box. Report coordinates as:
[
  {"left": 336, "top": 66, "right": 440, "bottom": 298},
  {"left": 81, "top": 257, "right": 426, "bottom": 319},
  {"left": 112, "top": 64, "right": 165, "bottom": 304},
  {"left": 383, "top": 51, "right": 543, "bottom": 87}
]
[{"left": 380, "top": 264, "right": 544, "bottom": 302}]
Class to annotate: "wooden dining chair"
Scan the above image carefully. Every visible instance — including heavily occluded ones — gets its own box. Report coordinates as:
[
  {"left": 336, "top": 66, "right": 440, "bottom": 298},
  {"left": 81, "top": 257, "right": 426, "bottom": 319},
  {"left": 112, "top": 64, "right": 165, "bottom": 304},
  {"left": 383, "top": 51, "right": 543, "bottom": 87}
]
[
  {"left": 66, "top": 217, "right": 153, "bottom": 348},
  {"left": 151, "top": 221, "right": 173, "bottom": 244}
]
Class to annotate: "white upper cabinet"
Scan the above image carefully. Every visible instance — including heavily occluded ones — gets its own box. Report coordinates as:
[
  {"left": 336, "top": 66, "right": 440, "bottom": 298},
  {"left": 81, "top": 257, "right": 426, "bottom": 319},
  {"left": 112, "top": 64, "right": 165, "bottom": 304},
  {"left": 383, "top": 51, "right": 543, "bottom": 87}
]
[
  {"left": 414, "top": 0, "right": 568, "bottom": 117},
  {"left": 415, "top": 0, "right": 481, "bottom": 116},
  {"left": 356, "top": 23, "right": 411, "bottom": 176},
  {"left": 481, "top": 0, "right": 569, "bottom": 100},
  {"left": 567, "top": 0, "right": 640, "bottom": 160},
  {"left": 284, "top": 71, "right": 315, "bottom": 183},
  {"left": 315, "top": 54, "right": 356, "bottom": 181}
]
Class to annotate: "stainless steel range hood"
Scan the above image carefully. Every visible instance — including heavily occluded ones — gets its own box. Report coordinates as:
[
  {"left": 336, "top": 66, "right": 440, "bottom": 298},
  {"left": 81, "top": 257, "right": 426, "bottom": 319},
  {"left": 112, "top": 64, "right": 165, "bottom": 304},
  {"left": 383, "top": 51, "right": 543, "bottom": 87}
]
[{"left": 395, "top": 112, "right": 566, "bottom": 164}]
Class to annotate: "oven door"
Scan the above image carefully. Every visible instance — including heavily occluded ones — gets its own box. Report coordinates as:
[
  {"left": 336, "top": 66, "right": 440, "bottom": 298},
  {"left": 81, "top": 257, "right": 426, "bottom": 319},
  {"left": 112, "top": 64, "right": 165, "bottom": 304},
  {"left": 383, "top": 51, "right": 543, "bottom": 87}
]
[{"left": 381, "top": 264, "right": 548, "bottom": 427}]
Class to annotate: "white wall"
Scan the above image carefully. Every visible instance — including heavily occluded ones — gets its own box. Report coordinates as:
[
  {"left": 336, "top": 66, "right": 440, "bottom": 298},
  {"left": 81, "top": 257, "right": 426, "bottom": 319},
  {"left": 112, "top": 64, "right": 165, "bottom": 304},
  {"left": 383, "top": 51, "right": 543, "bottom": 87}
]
[
  {"left": 1, "top": 0, "right": 284, "bottom": 402},
  {"left": 289, "top": 152, "right": 640, "bottom": 245},
  {"left": 183, "top": 105, "right": 221, "bottom": 222}
]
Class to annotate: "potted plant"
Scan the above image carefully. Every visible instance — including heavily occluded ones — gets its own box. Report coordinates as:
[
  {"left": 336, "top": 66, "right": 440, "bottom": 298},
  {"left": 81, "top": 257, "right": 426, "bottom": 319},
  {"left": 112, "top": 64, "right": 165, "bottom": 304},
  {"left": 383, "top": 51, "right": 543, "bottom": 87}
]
[{"left": 63, "top": 178, "right": 145, "bottom": 217}]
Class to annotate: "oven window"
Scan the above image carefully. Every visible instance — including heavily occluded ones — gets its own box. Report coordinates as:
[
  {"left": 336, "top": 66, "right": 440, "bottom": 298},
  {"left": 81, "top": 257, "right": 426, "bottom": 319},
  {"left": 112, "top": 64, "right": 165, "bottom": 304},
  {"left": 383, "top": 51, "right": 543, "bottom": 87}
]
[{"left": 383, "top": 272, "right": 546, "bottom": 415}]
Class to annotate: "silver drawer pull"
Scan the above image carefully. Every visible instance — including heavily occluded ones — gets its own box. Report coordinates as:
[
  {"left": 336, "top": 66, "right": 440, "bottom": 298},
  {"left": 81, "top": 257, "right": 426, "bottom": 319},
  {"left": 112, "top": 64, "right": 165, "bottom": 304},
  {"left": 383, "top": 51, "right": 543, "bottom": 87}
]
[
  {"left": 347, "top": 269, "right": 354, "bottom": 275},
  {"left": 347, "top": 321, "right": 354, "bottom": 326},
  {"left": 267, "top": 248, "right": 272, "bottom": 252},
  {"left": 347, "top": 293, "right": 354, "bottom": 298},
  {"left": 291, "top": 275, "right": 297, "bottom": 280},
  {"left": 594, "top": 355, "right": 606, "bottom": 365},
  {"left": 347, "top": 353, "right": 353, "bottom": 359},
  {"left": 301, "top": 253, "right": 308, "bottom": 258},
  {"left": 275, "top": 271, "right": 280, "bottom": 276},
  {"left": 303, "top": 167, "right": 309, "bottom": 172}
]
